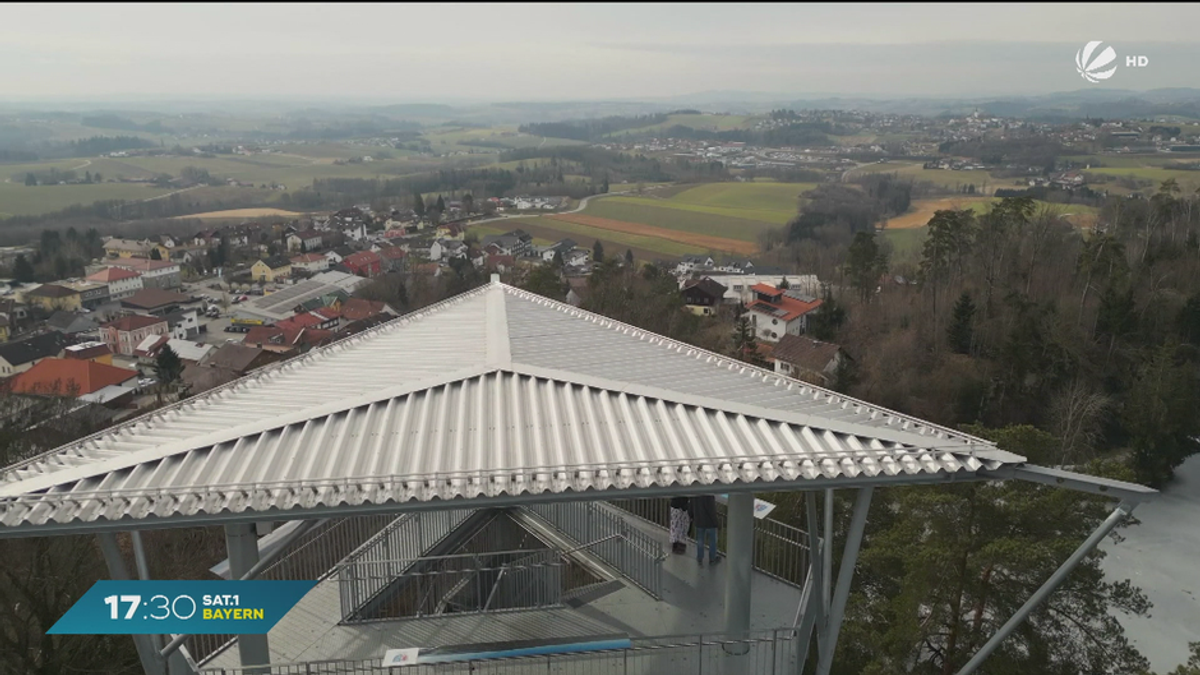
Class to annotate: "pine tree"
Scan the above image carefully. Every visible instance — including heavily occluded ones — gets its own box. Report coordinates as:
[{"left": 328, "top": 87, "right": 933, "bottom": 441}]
[
  {"left": 413, "top": 191, "right": 426, "bottom": 218},
  {"left": 150, "top": 248, "right": 162, "bottom": 260},
  {"left": 845, "top": 231, "right": 887, "bottom": 302},
  {"left": 593, "top": 240, "right": 605, "bottom": 263},
  {"left": 12, "top": 254, "right": 34, "bottom": 283},
  {"left": 947, "top": 292, "right": 976, "bottom": 354},
  {"left": 24, "top": 173, "right": 36, "bottom": 187},
  {"left": 154, "top": 345, "right": 184, "bottom": 385},
  {"left": 624, "top": 249, "right": 634, "bottom": 266},
  {"left": 435, "top": 195, "right": 446, "bottom": 213},
  {"left": 779, "top": 276, "right": 790, "bottom": 289},
  {"left": 730, "top": 304, "right": 765, "bottom": 366}
]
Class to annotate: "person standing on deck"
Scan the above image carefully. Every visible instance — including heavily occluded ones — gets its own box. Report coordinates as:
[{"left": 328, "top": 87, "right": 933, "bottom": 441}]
[
  {"left": 669, "top": 496, "right": 691, "bottom": 554},
  {"left": 690, "top": 494, "right": 720, "bottom": 566}
]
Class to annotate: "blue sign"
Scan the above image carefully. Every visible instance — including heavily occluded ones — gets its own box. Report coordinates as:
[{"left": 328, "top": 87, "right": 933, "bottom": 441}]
[{"left": 48, "top": 580, "right": 316, "bottom": 635}]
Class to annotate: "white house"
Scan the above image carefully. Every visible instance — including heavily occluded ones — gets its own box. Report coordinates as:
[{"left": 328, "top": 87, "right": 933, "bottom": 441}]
[
  {"left": 286, "top": 230, "right": 324, "bottom": 253},
  {"left": 86, "top": 267, "right": 143, "bottom": 300},
  {"left": 429, "top": 239, "right": 468, "bottom": 262},
  {"left": 108, "top": 259, "right": 181, "bottom": 290},
  {"left": 745, "top": 283, "right": 823, "bottom": 343},
  {"left": 690, "top": 273, "right": 821, "bottom": 305},
  {"left": 290, "top": 253, "right": 330, "bottom": 274},
  {"left": 166, "top": 309, "right": 201, "bottom": 341},
  {"left": 539, "top": 239, "right": 578, "bottom": 263},
  {"left": 341, "top": 222, "right": 369, "bottom": 242}
]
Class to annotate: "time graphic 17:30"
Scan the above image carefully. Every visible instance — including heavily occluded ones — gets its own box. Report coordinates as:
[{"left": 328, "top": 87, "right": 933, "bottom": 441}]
[{"left": 103, "top": 594, "right": 198, "bottom": 621}]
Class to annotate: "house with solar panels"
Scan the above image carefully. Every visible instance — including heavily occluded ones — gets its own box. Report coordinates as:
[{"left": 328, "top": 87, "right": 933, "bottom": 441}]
[{"left": 0, "top": 275, "right": 1155, "bottom": 675}]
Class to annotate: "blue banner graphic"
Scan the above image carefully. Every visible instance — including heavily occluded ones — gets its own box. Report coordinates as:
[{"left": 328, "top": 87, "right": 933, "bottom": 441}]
[{"left": 48, "top": 580, "right": 316, "bottom": 635}]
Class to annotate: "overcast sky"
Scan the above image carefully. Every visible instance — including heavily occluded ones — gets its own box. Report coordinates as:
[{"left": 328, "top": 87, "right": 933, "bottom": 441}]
[{"left": 1, "top": 3, "right": 1197, "bottom": 102}]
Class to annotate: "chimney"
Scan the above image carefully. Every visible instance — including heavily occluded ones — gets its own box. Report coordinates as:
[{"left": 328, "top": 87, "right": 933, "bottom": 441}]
[{"left": 490, "top": 273, "right": 500, "bottom": 284}]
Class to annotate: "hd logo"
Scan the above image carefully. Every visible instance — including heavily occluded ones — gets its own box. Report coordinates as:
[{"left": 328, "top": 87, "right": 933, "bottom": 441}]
[{"left": 1075, "top": 41, "right": 1149, "bottom": 83}]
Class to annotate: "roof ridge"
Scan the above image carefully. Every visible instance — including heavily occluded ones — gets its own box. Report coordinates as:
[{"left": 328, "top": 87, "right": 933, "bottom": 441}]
[
  {"left": 499, "top": 284, "right": 989, "bottom": 446},
  {"left": 0, "top": 284, "right": 494, "bottom": 483}
]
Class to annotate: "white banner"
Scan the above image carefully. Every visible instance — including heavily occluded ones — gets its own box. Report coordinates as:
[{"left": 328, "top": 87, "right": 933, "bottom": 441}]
[
  {"left": 382, "top": 648, "right": 421, "bottom": 667},
  {"left": 715, "top": 494, "right": 777, "bottom": 520}
]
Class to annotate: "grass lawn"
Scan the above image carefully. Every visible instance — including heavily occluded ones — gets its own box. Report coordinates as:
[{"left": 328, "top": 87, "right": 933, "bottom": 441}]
[
  {"left": 667, "top": 182, "right": 816, "bottom": 216},
  {"left": 0, "top": 182, "right": 174, "bottom": 217},
  {"left": 611, "top": 113, "right": 757, "bottom": 137},
  {"left": 583, "top": 199, "right": 775, "bottom": 243},
  {"left": 503, "top": 216, "right": 709, "bottom": 259},
  {"left": 1083, "top": 166, "right": 1200, "bottom": 187},
  {"left": 881, "top": 226, "right": 927, "bottom": 264},
  {"left": 850, "top": 162, "right": 1001, "bottom": 194}
]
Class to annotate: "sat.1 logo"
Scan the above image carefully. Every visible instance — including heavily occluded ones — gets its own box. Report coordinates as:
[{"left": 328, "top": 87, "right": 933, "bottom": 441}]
[{"left": 1075, "top": 41, "right": 1149, "bottom": 83}]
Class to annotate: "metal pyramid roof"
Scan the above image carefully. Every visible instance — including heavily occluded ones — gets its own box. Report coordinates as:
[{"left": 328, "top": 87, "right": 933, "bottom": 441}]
[{"left": 0, "top": 279, "right": 1023, "bottom": 535}]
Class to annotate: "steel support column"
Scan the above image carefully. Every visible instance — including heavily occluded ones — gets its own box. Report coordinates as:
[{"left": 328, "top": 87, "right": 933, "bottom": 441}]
[
  {"left": 723, "top": 492, "right": 755, "bottom": 656},
  {"left": 795, "top": 491, "right": 827, "bottom": 673},
  {"left": 97, "top": 533, "right": 164, "bottom": 675},
  {"left": 129, "top": 532, "right": 195, "bottom": 675},
  {"left": 954, "top": 501, "right": 1135, "bottom": 675},
  {"left": 815, "top": 486, "right": 874, "bottom": 675},
  {"left": 822, "top": 488, "right": 833, "bottom": 613},
  {"left": 224, "top": 523, "right": 270, "bottom": 672}
]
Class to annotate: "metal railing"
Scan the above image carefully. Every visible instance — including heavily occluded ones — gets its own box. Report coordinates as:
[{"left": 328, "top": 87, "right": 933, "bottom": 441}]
[
  {"left": 337, "top": 508, "right": 475, "bottom": 621},
  {"left": 523, "top": 501, "right": 665, "bottom": 599},
  {"left": 609, "top": 497, "right": 810, "bottom": 588},
  {"left": 342, "top": 549, "right": 564, "bottom": 621},
  {"left": 200, "top": 628, "right": 801, "bottom": 675},
  {"left": 186, "top": 514, "right": 404, "bottom": 666}
]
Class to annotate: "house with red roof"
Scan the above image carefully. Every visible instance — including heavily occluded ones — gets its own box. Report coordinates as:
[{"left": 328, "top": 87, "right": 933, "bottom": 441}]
[
  {"left": 290, "top": 253, "right": 330, "bottom": 274},
  {"left": 86, "top": 266, "right": 143, "bottom": 300},
  {"left": 7, "top": 357, "right": 139, "bottom": 405},
  {"left": 376, "top": 246, "right": 408, "bottom": 273},
  {"left": 745, "top": 283, "right": 823, "bottom": 343},
  {"left": 341, "top": 250, "right": 383, "bottom": 278},
  {"left": 100, "top": 315, "right": 169, "bottom": 356}
]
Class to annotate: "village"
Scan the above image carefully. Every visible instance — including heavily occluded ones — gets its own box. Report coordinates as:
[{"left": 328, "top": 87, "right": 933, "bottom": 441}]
[{"left": 0, "top": 194, "right": 848, "bottom": 429}]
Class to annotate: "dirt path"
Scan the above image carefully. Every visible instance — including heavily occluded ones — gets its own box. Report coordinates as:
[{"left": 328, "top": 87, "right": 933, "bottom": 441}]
[{"left": 141, "top": 185, "right": 202, "bottom": 202}]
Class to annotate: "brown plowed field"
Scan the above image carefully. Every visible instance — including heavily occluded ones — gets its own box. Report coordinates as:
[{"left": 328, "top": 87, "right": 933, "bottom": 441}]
[{"left": 548, "top": 213, "right": 757, "bottom": 255}]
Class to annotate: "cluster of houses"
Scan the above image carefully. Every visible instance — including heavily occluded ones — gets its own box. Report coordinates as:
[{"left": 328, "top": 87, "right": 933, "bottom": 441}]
[{"left": 676, "top": 269, "right": 848, "bottom": 388}]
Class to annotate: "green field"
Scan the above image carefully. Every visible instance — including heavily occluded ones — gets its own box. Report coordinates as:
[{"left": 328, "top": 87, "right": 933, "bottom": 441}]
[
  {"left": 563, "top": 181, "right": 816, "bottom": 245},
  {"left": 422, "top": 125, "right": 586, "bottom": 153},
  {"left": 608, "top": 113, "right": 758, "bottom": 137},
  {"left": 502, "top": 215, "right": 709, "bottom": 259},
  {"left": 0, "top": 182, "right": 174, "bottom": 217},
  {"left": 665, "top": 182, "right": 816, "bottom": 218},
  {"left": 881, "top": 226, "right": 927, "bottom": 264},
  {"left": 581, "top": 200, "right": 773, "bottom": 243},
  {"left": 851, "top": 162, "right": 1001, "bottom": 193}
]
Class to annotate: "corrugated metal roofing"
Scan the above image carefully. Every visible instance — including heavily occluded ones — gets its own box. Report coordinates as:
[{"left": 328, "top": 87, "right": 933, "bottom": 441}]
[{"left": 0, "top": 280, "right": 1022, "bottom": 534}]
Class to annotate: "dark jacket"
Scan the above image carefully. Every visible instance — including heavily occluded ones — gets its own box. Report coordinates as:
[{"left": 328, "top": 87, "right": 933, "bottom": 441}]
[
  {"left": 670, "top": 496, "right": 690, "bottom": 511},
  {"left": 689, "top": 495, "right": 719, "bottom": 529}
]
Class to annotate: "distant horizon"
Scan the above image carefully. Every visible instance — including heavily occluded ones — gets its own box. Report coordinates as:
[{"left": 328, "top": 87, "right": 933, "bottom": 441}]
[
  {"left": 3, "top": 85, "right": 1200, "bottom": 110},
  {"left": 2, "top": 4, "right": 1197, "bottom": 101}
]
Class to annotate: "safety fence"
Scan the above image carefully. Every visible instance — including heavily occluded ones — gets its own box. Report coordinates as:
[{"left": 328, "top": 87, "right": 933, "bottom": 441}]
[
  {"left": 522, "top": 501, "right": 665, "bottom": 598},
  {"left": 200, "top": 627, "right": 803, "bottom": 675},
  {"left": 336, "top": 508, "right": 476, "bottom": 621},
  {"left": 607, "top": 497, "right": 810, "bottom": 589},
  {"left": 186, "top": 514, "right": 405, "bottom": 667},
  {"left": 340, "top": 548, "right": 565, "bottom": 620}
]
